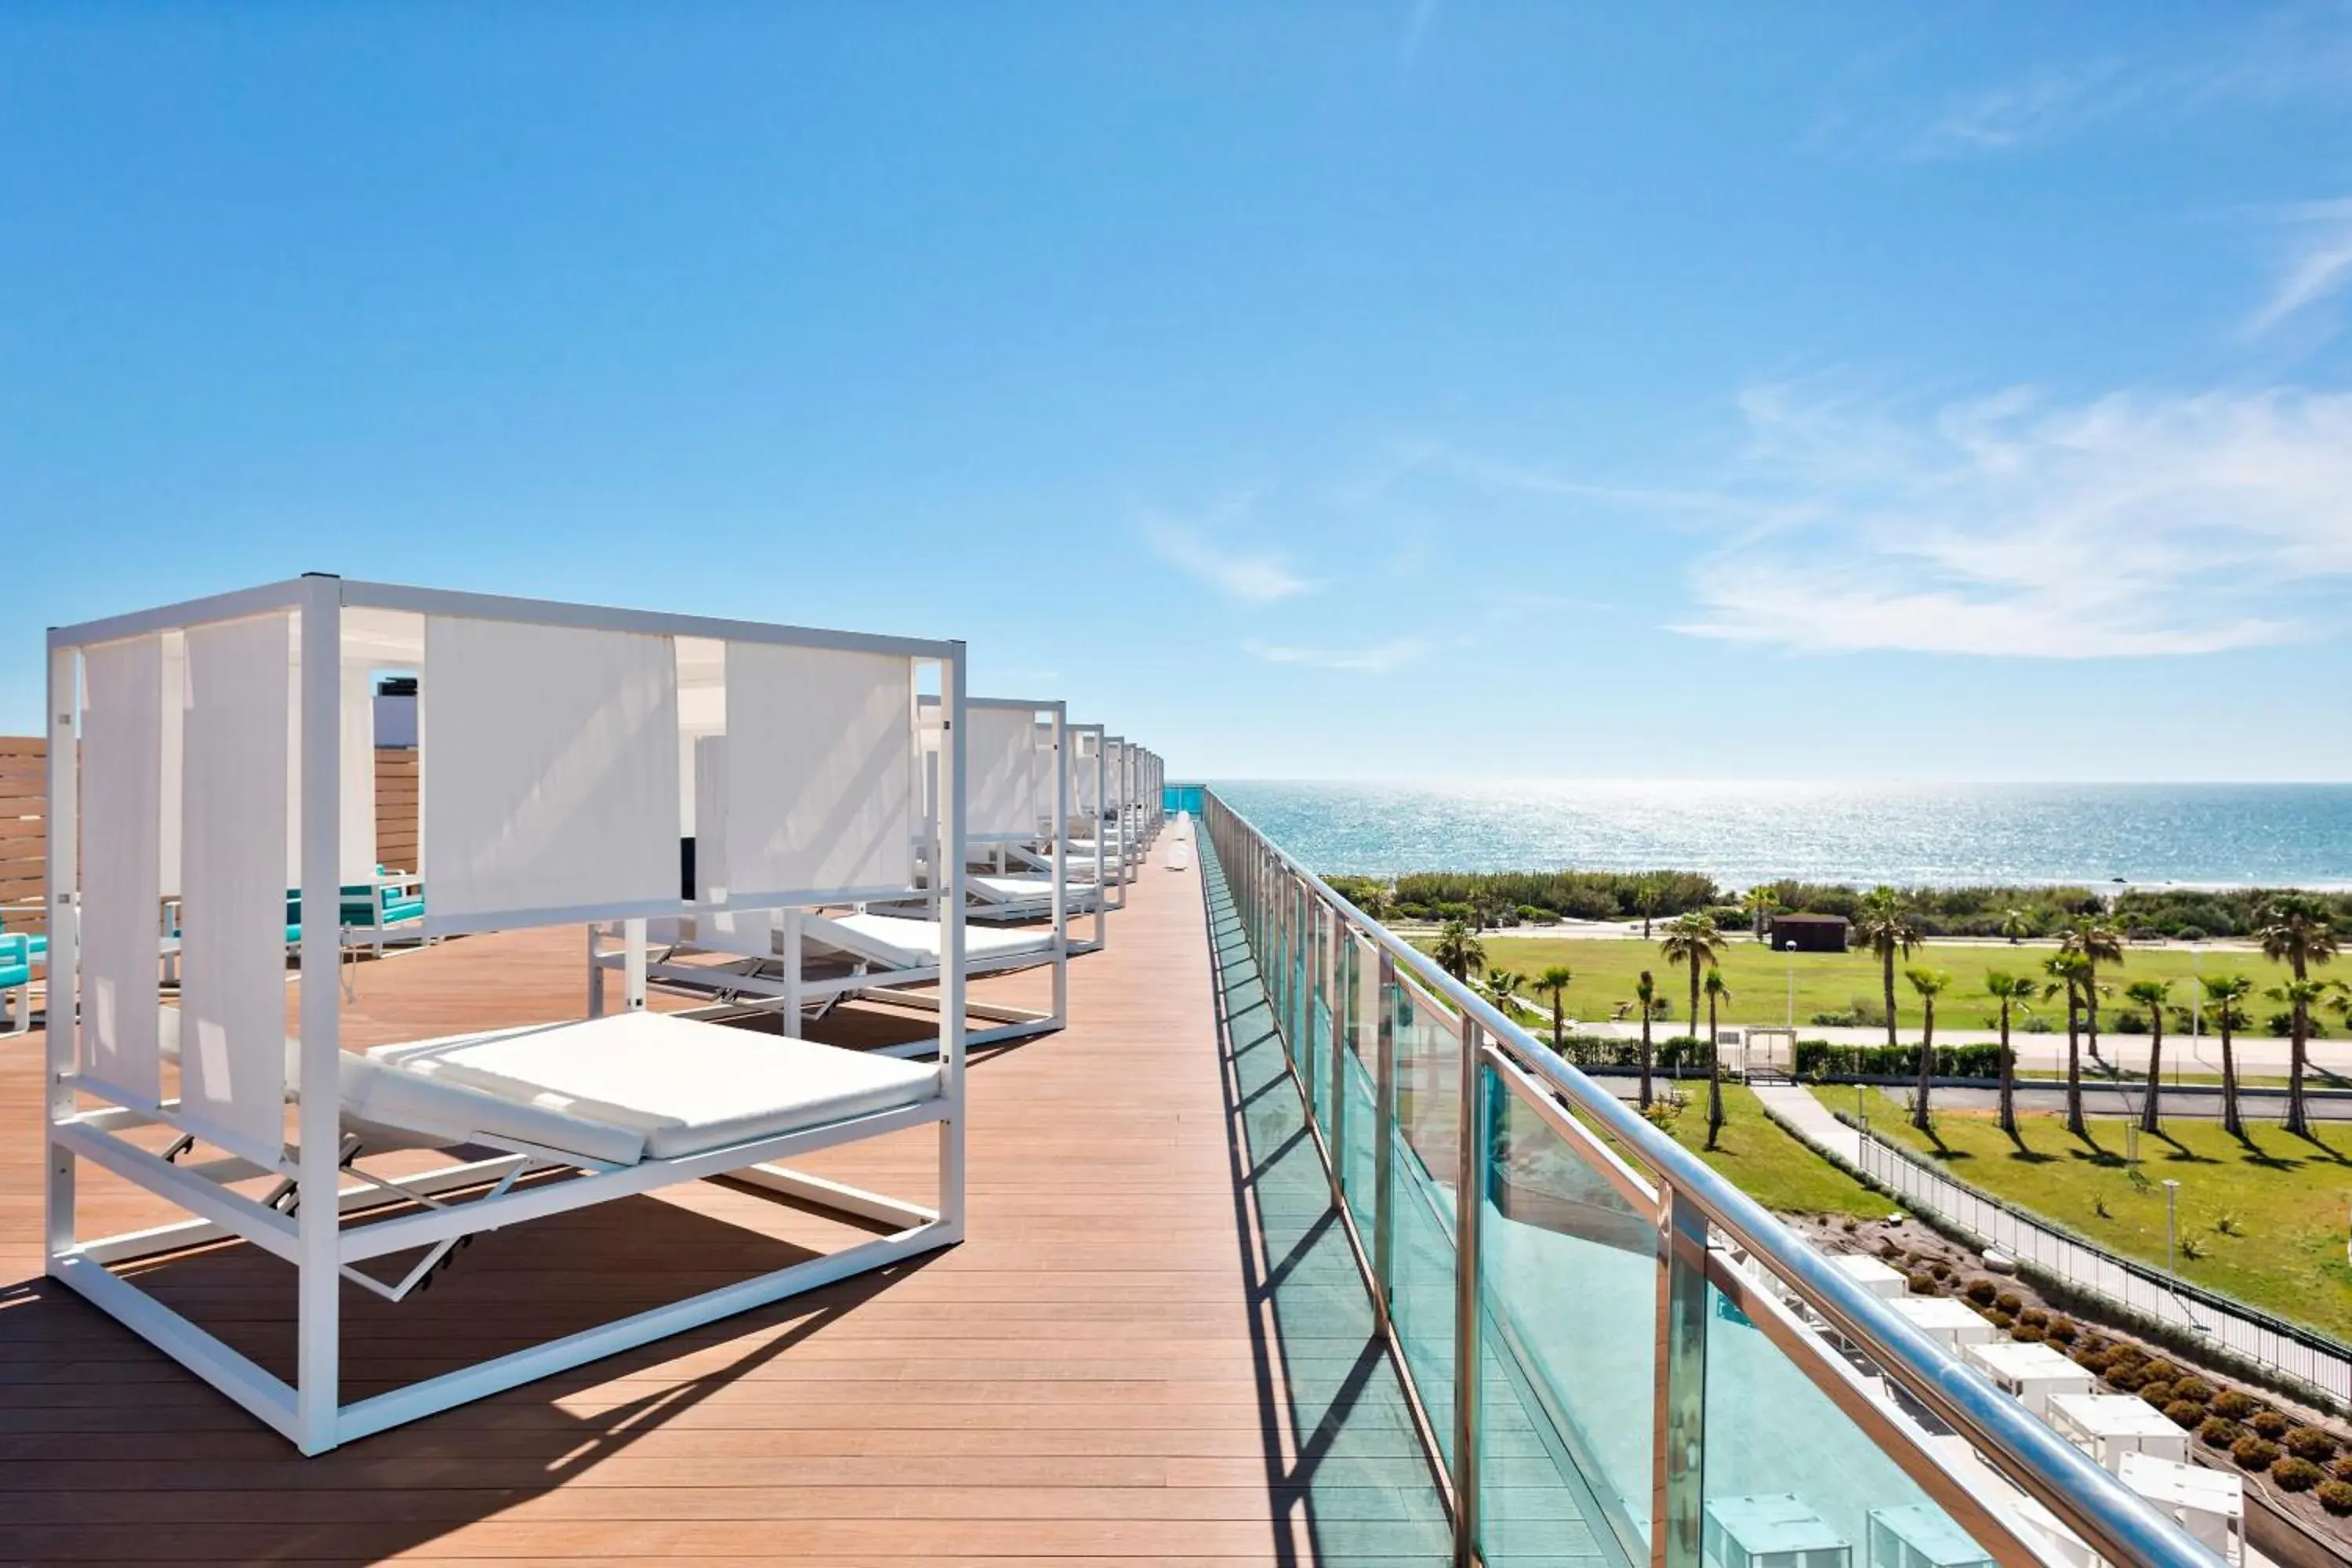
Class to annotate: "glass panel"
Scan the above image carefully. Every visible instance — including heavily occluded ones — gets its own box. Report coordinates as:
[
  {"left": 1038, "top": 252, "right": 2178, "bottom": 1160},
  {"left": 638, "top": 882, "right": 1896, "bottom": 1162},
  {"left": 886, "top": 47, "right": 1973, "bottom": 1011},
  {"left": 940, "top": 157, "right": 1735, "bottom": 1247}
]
[
  {"left": 1702, "top": 1280, "right": 1999, "bottom": 1568},
  {"left": 1310, "top": 990, "right": 1334, "bottom": 1131},
  {"left": 1388, "top": 978, "right": 1461, "bottom": 1465},
  {"left": 1341, "top": 1049, "right": 1378, "bottom": 1243},
  {"left": 1478, "top": 1065, "right": 1657, "bottom": 1566}
]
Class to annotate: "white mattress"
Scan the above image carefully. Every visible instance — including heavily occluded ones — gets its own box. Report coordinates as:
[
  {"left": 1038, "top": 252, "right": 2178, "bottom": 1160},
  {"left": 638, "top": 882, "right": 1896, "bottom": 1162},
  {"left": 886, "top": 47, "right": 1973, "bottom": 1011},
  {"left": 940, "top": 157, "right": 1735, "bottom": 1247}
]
[
  {"left": 821, "top": 912, "right": 1054, "bottom": 967},
  {"left": 371, "top": 1012, "right": 939, "bottom": 1162},
  {"left": 971, "top": 873, "right": 1095, "bottom": 902}
]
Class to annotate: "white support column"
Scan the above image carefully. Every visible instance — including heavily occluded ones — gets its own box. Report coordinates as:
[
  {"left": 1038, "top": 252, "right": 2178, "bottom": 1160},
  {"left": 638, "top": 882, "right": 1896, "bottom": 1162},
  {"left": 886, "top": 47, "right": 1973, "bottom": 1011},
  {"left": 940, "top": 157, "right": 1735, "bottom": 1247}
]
[
  {"left": 586, "top": 924, "right": 604, "bottom": 1017},
  {"left": 295, "top": 575, "right": 343, "bottom": 1455},
  {"left": 623, "top": 917, "right": 648, "bottom": 1011},
  {"left": 937, "top": 644, "right": 968, "bottom": 1242},
  {"left": 1090, "top": 730, "right": 1106, "bottom": 950},
  {"left": 1049, "top": 704, "right": 1067, "bottom": 1025},
  {"left": 44, "top": 641, "right": 79, "bottom": 1269},
  {"left": 780, "top": 907, "right": 803, "bottom": 1038}
]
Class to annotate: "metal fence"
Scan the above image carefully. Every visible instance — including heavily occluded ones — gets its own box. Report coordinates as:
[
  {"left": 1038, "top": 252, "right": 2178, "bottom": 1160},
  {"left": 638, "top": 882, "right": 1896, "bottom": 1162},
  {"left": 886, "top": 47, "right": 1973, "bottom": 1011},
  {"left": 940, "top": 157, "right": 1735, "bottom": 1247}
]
[{"left": 1852, "top": 1128, "right": 2352, "bottom": 1408}]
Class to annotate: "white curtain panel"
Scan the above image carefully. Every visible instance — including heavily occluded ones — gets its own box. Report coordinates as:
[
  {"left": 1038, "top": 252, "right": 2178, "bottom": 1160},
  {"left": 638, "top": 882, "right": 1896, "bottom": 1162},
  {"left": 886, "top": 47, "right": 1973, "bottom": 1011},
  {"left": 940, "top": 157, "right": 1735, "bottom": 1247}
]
[
  {"left": 722, "top": 641, "right": 915, "bottom": 898},
  {"left": 967, "top": 706, "right": 1040, "bottom": 837},
  {"left": 339, "top": 656, "right": 377, "bottom": 882},
  {"left": 1071, "top": 733, "right": 1098, "bottom": 817},
  {"left": 80, "top": 634, "right": 165, "bottom": 1105},
  {"left": 179, "top": 612, "right": 294, "bottom": 1163},
  {"left": 423, "top": 617, "right": 681, "bottom": 924}
]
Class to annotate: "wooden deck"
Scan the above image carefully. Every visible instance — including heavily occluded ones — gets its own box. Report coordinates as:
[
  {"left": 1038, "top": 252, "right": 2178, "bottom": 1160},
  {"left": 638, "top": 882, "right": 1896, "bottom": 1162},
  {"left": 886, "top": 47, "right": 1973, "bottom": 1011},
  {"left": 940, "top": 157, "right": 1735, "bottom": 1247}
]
[{"left": 0, "top": 846, "right": 1415, "bottom": 1564}]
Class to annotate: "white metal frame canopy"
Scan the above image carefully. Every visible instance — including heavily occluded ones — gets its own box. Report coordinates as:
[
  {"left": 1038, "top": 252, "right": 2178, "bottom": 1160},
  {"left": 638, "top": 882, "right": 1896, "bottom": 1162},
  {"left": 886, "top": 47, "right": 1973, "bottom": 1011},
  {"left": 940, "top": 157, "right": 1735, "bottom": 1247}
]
[{"left": 42, "top": 575, "right": 972, "bottom": 1454}]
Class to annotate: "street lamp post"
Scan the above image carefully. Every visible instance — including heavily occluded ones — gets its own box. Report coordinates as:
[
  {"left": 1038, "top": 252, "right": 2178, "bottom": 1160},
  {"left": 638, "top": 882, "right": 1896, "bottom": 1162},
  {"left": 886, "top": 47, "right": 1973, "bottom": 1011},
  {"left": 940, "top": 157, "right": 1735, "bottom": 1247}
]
[
  {"left": 2165, "top": 1178, "right": 2182, "bottom": 1287},
  {"left": 1783, "top": 939, "right": 1797, "bottom": 1029}
]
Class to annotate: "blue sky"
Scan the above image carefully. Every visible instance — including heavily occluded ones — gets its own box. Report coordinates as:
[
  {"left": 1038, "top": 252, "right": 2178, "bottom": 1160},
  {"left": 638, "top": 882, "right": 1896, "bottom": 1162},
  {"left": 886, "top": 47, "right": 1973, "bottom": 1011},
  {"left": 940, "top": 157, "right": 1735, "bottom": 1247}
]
[{"left": 5, "top": 4, "right": 2351, "bottom": 781}]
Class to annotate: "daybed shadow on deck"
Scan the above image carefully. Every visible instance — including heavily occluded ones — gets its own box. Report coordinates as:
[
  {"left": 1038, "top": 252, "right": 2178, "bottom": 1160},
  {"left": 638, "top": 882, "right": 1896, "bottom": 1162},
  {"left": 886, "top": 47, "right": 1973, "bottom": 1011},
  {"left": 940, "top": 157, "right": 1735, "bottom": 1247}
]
[{"left": 0, "top": 851, "right": 1417, "bottom": 1566}]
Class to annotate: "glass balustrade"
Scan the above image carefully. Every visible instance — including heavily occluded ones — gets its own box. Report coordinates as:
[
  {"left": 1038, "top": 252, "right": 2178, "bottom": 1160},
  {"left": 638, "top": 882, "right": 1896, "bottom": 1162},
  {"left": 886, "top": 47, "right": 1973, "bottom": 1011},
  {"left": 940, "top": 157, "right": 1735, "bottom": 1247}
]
[{"left": 1200, "top": 790, "right": 2217, "bottom": 1568}]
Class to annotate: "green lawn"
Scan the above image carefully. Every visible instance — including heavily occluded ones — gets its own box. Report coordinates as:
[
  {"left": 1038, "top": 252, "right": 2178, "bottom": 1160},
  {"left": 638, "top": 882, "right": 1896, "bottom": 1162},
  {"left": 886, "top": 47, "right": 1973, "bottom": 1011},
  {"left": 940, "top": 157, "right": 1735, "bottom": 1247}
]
[
  {"left": 1856, "top": 1087, "right": 2352, "bottom": 1340},
  {"left": 1640, "top": 1082, "right": 1885, "bottom": 1219},
  {"left": 1454, "top": 933, "right": 2308, "bottom": 1036}
]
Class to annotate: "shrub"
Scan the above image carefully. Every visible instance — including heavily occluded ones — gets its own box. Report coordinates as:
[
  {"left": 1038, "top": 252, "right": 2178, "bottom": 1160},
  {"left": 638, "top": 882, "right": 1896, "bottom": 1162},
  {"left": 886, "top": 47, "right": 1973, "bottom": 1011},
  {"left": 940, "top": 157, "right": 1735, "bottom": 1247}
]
[
  {"left": 2169, "top": 1377, "right": 2215, "bottom": 1405},
  {"left": 2019, "top": 1307, "right": 2048, "bottom": 1329},
  {"left": 1990, "top": 1311, "right": 2016, "bottom": 1331},
  {"left": 1879, "top": 1240, "right": 1904, "bottom": 1261},
  {"left": 2213, "top": 1389, "right": 2258, "bottom": 1420},
  {"left": 2011, "top": 1324, "right": 2045, "bottom": 1344},
  {"left": 2165, "top": 1400, "right": 2207, "bottom": 1429},
  {"left": 2252, "top": 1410, "right": 2292, "bottom": 1440},
  {"left": 2234, "top": 1436, "right": 2281, "bottom": 1470},
  {"left": 2044, "top": 1316, "right": 2077, "bottom": 1345},
  {"left": 2336, "top": 1454, "right": 2352, "bottom": 1483},
  {"left": 2274, "top": 1456, "right": 2326, "bottom": 1493},
  {"left": 2287, "top": 1425, "right": 2339, "bottom": 1463},
  {"left": 2318, "top": 1479, "right": 2352, "bottom": 1515},
  {"left": 1929, "top": 1260, "right": 1951, "bottom": 1281},
  {"left": 2072, "top": 1348, "right": 2105, "bottom": 1371},
  {"left": 2199, "top": 1417, "right": 2242, "bottom": 1450},
  {"left": 2104, "top": 1363, "right": 2147, "bottom": 1392},
  {"left": 1907, "top": 1272, "right": 1939, "bottom": 1295},
  {"left": 2143, "top": 1360, "right": 2180, "bottom": 1384},
  {"left": 1995, "top": 1291, "right": 2023, "bottom": 1316},
  {"left": 2139, "top": 1381, "right": 2175, "bottom": 1409},
  {"left": 1963, "top": 1279, "right": 1997, "bottom": 1306}
]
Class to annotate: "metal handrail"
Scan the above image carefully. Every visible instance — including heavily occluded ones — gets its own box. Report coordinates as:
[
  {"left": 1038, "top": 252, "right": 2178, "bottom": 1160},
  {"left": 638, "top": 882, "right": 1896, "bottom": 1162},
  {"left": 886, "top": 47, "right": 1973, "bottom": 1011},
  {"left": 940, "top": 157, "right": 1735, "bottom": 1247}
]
[{"left": 1201, "top": 789, "right": 2216, "bottom": 1568}]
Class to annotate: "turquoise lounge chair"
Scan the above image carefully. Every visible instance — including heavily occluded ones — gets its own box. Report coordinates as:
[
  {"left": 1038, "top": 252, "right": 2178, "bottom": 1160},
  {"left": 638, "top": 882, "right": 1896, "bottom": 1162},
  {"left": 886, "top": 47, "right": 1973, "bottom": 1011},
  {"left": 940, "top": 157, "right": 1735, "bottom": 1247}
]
[{"left": 1, "top": 932, "right": 31, "bottom": 1036}]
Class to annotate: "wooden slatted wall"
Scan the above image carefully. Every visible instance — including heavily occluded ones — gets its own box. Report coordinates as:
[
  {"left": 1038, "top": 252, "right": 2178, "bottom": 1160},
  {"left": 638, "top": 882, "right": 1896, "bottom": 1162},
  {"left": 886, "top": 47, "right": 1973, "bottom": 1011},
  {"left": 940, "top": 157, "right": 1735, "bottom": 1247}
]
[
  {"left": 0, "top": 741, "right": 423, "bottom": 931},
  {"left": 0, "top": 737, "right": 42, "bottom": 938},
  {"left": 374, "top": 747, "right": 419, "bottom": 874}
]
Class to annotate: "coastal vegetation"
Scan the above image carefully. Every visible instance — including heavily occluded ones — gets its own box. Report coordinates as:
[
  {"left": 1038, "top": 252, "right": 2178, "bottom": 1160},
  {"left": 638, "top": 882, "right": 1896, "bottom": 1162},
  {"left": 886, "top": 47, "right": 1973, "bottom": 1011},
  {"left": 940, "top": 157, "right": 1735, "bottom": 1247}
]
[{"left": 1334, "top": 870, "right": 2352, "bottom": 944}]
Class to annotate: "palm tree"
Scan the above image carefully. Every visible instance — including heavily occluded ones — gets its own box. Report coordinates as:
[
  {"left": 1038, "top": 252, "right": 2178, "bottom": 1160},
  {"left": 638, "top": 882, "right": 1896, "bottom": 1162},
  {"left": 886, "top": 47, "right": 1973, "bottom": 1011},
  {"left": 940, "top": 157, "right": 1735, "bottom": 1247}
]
[
  {"left": 2043, "top": 950, "right": 2090, "bottom": 1136},
  {"left": 2125, "top": 978, "right": 2172, "bottom": 1134},
  {"left": 1635, "top": 969, "right": 1658, "bottom": 1109},
  {"left": 1740, "top": 887, "right": 1781, "bottom": 942},
  {"left": 1432, "top": 918, "right": 1486, "bottom": 983},
  {"left": 2256, "top": 894, "right": 2339, "bottom": 1138},
  {"left": 1984, "top": 971, "right": 2035, "bottom": 1137},
  {"left": 1635, "top": 876, "right": 1661, "bottom": 941},
  {"left": 2201, "top": 973, "right": 2256, "bottom": 1140},
  {"left": 1703, "top": 967, "right": 1732, "bottom": 1149},
  {"left": 1853, "top": 887, "right": 1924, "bottom": 1050},
  {"left": 1534, "top": 965, "right": 1574, "bottom": 1054},
  {"left": 1998, "top": 907, "right": 2034, "bottom": 946},
  {"left": 2062, "top": 919, "right": 2125, "bottom": 1069},
  {"left": 1904, "top": 967, "right": 1951, "bottom": 1132},
  {"left": 1658, "top": 913, "right": 1728, "bottom": 1068},
  {"left": 1480, "top": 968, "right": 1528, "bottom": 1021}
]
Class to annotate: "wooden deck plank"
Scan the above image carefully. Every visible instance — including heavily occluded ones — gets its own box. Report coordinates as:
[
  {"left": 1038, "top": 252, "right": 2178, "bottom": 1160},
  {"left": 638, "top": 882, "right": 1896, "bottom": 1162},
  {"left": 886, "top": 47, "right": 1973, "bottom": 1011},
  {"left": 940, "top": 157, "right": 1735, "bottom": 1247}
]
[{"left": 0, "top": 837, "right": 1439, "bottom": 1563}]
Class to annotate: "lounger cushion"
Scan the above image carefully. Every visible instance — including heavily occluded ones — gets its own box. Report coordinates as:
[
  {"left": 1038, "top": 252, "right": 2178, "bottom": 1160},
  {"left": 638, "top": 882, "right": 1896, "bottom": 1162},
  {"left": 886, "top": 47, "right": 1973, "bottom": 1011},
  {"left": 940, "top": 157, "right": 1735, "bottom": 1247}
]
[
  {"left": 376, "top": 1012, "right": 941, "bottom": 1160},
  {"left": 822, "top": 913, "right": 1053, "bottom": 966}
]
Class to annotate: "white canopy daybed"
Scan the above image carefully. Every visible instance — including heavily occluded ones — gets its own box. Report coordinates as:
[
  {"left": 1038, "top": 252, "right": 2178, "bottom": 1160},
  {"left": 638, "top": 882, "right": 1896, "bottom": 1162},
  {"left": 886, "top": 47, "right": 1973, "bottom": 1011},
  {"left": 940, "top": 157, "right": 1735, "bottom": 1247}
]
[
  {"left": 604, "top": 693, "right": 1074, "bottom": 1048},
  {"left": 42, "top": 576, "right": 972, "bottom": 1454}
]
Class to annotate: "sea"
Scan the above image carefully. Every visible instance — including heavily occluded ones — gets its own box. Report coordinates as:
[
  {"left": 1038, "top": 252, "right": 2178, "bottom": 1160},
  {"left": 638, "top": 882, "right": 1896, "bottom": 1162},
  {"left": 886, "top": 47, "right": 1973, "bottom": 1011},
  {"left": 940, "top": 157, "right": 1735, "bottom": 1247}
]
[{"left": 1205, "top": 781, "right": 2352, "bottom": 890}]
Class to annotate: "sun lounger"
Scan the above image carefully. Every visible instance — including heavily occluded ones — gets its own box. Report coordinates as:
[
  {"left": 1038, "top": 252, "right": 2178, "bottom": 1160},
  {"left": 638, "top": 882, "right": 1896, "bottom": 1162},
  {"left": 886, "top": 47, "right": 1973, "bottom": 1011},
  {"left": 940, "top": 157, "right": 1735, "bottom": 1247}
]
[{"left": 42, "top": 576, "right": 977, "bottom": 1454}]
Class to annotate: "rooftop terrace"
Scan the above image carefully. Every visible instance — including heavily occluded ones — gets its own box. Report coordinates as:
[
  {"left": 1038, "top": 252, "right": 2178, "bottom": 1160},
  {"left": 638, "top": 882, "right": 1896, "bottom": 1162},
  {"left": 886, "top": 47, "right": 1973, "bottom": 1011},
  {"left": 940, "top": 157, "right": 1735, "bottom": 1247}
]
[{"left": 1, "top": 838, "right": 1458, "bottom": 1564}]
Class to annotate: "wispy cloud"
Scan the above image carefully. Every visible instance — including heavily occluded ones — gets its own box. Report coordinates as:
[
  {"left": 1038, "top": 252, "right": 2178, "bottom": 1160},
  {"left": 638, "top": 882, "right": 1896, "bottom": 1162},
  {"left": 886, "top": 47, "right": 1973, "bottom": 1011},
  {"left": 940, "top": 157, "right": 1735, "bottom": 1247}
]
[
  {"left": 2247, "top": 199, "right": 2352, "bottom": 338},
  {"left": 1671, "top": 381, "right": 2352, "bottom": 657},
  {"left": 1820, "top": 7, "right": 2352, "bottom": 163},
  {"left": 1145, "top": 513, "right": 1316, "bottom": 603},
  {"left": 1907, "top": 63, "right": 2138, "bottom": 162},
  {"left": 1243, "top": 637, "right": 1430, "bottom": 674}
]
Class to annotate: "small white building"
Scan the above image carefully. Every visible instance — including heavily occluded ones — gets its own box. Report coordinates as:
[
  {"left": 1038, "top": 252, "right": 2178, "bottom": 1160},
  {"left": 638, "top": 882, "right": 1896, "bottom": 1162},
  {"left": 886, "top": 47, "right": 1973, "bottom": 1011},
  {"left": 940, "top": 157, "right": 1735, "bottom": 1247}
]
[
  {"left": 1889, "top": 1296, "right": 1998, "bottom": 1352},
  {"left": 2046, "top": 1393, "right": 2190, "bottom": 1473},
  {"left": 1829, "top": 1252, "right": 1909, "bottom": 1301},
  {"left": 2118, "top": 1450, "right": 2242, "bottom": 1566},
  {"left": 1962, "top": 1339, "right": 2095, "bottom": 1420}
]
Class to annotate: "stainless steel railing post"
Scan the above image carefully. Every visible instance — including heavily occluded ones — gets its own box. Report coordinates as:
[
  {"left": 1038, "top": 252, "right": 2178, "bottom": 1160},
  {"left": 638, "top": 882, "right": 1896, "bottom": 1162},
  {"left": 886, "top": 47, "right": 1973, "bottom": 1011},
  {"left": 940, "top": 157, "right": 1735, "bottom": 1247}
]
[
  {"left": 1653, "top": 1186, "right": 1709, "bottom": 1568},
  {"left": 1451, "top": 1014, "right": 1485, "bottom": 1568},
  {"left": 1373, "top": 947, "right": 1397, "bottom": 1327}
]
